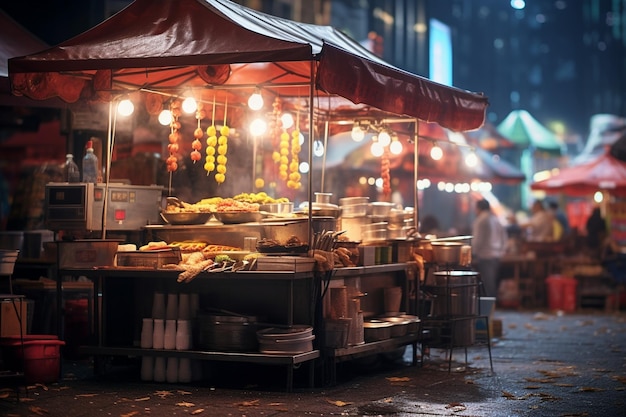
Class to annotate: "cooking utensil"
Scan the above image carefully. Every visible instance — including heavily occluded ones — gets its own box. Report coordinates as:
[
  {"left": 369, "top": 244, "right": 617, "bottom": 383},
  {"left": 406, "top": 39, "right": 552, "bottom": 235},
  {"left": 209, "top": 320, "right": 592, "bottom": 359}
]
[
  {"left": 214, "top": 211, "right": 263, "bottom": 224},
  {"left": 160, "top": 211, "right": 213, "bottom": 225}
]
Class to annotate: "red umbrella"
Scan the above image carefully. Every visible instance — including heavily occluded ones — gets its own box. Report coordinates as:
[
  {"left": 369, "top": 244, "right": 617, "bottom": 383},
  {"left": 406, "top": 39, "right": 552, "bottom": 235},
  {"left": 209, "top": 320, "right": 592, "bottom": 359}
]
[{"left": 531, "top": 150, "right": 626, "bottom": 196}]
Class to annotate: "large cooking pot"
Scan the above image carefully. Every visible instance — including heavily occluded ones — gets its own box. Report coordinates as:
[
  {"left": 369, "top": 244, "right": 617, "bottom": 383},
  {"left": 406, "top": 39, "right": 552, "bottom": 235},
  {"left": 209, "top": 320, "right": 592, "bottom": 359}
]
[
  {"left": 256, "top": 325, "right": 315, "bottom": 354},
  {"left": 261, "top": 217, "right": 337, "bottom": 244},
  {"left": 196, "top": 313, "right": 261, "bottom": 352}
]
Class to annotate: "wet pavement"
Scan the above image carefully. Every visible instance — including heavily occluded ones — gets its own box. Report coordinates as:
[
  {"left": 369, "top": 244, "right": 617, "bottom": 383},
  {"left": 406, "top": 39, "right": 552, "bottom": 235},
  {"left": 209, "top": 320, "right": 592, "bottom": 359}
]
[{"left": 1, "top": 308, "right": 626, "bottom": 417}]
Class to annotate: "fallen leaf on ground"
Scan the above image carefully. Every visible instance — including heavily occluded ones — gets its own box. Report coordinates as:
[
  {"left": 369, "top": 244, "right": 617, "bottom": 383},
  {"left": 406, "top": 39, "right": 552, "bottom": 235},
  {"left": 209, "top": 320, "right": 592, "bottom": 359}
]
[
  {"left": 445, "top": 402, "right": 466, "bottom": 412},
  {"left": 237, "top": 399, "right": 260, "bottom": 407},
  {"left": 524, "top": 385, "right": 541, "bottom": 390},
  {"left": 611, "top": 375, "right": 626, "bottom": 384},
  {"left": 28, "top": 406, "right": 48, "bottom": 416},
  {"left": 326, "top": 399, "right": 352, "bottom": 407},
  {"left": 154, "top": 390, "right": 173, "bottom": 398},
  {"left": 553, "top": 383, "right": 574, "bottom": 387},
  {"left": 386, "top": 376, "right": 410, "bottom": 382},
  {"left": 75, "top": 393, "right": 98, "bottom": 398},
  {"left": 177, "top": 390, "right": 192, "bottom": 395},
  {"left": 191, "top": 409, "right": 204, "bottom": 415},
  {"left": 382, "top": 397, "right": 393, "bottom": 403},
  {"left": 120, "top": 412, "right": 139, "bottom": 417},
  {"left": 134, "top": 397, "right": 150, "bottom": 401},
  {"left": 176, "top": 401, "right": 195, "bottom": 407},
  {"left": 502, "top": 391, "right": 517, "bottom": 399},
  {"left": 579, "top": 386, "right": 605, "bottom": 392}
]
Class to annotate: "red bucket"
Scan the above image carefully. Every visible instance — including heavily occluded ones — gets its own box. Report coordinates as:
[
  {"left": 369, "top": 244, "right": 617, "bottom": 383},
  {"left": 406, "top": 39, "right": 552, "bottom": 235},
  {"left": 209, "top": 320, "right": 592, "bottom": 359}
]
[
  {"left": 1, "top": 335, "right": 65, "bottom": 383},
  {"left": 546, "top": 275, "right": 578, "bottom": 313}
]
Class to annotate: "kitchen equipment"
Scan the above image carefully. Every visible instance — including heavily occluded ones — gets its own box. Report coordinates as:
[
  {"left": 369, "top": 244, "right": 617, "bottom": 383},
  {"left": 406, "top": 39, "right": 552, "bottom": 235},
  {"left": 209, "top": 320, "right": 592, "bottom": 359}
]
[
  {"left": 256, "top": 325, "right": 315, "bottom": 354},
  {"left": 314, "top": 192, "right": 332, "bottom": 204},
  {"left": 378, "top": 316, "right": 411, "bottom": 337},
  {"left": 196, "top": 313, "right": 261, "bottom": 352},
  {"left": 370, "top": 202, "right": 395, "bottom": 216},
  {"left": 430, "top": 241, "right": 463, "bottom": 264},
  {"left": 214, "top": 211, "right": 263, "bottom": 224},
  {"left": 116, "top": 248, "right": 182, "bottom": 268},
  {"left": 160, "top": 212, "right": 212, "bottom": 225},
  {"left": 259, "top": 202, "right": 294, "bottom": 214},
  {"left": 44, "top": 182, "right": 164, "bottom": 231},
  {"left": 363, "top": 320, "right": 393, "bottom": 342},
  {"left": 57, "top": 239, "right": 121, "bottom": 269},
  {"left": 340, "top": 203, "right": 368, "bottom": 217},
  {"left": 339, "top": 196, "right": 369, "bottom": 206}
]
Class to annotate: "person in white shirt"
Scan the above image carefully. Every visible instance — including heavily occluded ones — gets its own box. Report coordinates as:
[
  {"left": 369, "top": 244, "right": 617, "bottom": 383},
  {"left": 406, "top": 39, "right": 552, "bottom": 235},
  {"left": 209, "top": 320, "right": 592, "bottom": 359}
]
[
  {"left": 472, "top": 199, "right": 508, "bottom": 297},
  {"left": 522, "top": 200, "right": 555, "bottom": 241}
]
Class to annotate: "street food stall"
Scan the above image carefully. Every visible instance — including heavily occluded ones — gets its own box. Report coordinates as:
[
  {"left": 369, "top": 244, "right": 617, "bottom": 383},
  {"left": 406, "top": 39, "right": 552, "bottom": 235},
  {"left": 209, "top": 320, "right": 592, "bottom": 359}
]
[{"left": 8, "top": 0, "right": 489, "bottom": 388}]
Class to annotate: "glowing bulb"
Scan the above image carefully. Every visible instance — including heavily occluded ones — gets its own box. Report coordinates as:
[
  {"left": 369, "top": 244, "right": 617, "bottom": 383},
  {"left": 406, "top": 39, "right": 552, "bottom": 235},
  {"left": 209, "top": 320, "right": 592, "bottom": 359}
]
[
  {"left": 351, "top": 125, "right": 365, "bottom": 142},
  {"left": 390, "top": 140, "right": 403, "bottom": 155},
  {"left": 370, "top": 141, "right": 384, "bottom": 157},
  {"left": 281, "top": 113, "right": 294, "bottom": 129},
  {"left": 117, "top": 99, "right": 134, "bottom": 116},
  {"left": 313, "top": 140, "right": 325, "bottom": 157},
  {"left": 430, "top": 145, "right": 443, "bottom": 160},
  {"left": 465, "top": 150, "right": 478, "bottom": 167},
  {"left": 182, "top": 96, "right": 197, "bottom": 113},
  {"left": 378, "top": 130, "right": 391, "bottom": 147},
  {"left": 158, "top": 109, "right": 172, "bottom": 126},
  {"left": 299, "top": 161, "right": 310, "bottom": 173},
  {"left": 249, "top": 118, "right": 267, "bottom": 136},
  {"left": 248, "top": 91, "right": 264, "bottom": 111},
  {"left": 594, "top": 191, "right": 603, "bottom": 203}
]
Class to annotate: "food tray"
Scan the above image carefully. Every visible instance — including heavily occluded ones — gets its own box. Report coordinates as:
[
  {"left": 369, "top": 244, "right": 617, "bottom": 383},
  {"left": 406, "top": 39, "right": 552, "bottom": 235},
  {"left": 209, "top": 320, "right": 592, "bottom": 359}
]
[
  {"left": 160, "top": 212, "right": 213, "bottom": 225},
  {"left": 256, "top": 256, "right": 315, "bottom": 272},
  {"left": 256, "top": 244, "right": 309, "bottom": 254},
  {"left": 116, "top": 248, "right": 182, "bottom": 268},
  {"left": 214, "top": 211, "right": 262, "bottom": 224}
]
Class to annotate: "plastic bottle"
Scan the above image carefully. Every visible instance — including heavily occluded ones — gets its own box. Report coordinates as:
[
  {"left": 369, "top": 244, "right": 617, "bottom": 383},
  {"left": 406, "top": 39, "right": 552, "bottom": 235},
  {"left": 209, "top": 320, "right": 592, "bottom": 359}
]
[
  {"left": 82, "top": 140, "right": 99, "bottom": 184},
  {"left": 65, "top": 154, "right": 80, "bottom": 183}
]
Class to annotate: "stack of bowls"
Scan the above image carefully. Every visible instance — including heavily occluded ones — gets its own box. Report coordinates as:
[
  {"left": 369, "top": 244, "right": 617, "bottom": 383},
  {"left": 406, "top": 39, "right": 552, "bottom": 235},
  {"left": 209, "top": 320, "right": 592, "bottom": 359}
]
[{"left": 339, "top": 197, "right": 369, "bottom": 241}]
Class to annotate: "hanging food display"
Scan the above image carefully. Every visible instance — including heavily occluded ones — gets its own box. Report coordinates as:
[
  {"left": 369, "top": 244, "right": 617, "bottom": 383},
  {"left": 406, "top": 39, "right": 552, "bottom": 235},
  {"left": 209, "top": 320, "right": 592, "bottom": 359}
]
[
  {"left": 166, "top": 99, "right": 182, "bottom": 172},
  {"left": 204, "top": 96, "right": 218, "bottom": 175},
  {"left": 190, "top": 102, "right": 205, "bottom": 163}
]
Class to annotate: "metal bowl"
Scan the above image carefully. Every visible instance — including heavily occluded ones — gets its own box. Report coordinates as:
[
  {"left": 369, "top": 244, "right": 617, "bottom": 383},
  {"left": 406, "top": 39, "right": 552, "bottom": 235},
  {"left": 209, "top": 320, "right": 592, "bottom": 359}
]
[
  {"left": 214, "top": 211, "right": 263, "bottom": 224},
  {"left": 259, "top": 202, "right": 294, "bottom": 214},
  {"left": 160, "top": 212, "right": 213, "bottom": 225}
]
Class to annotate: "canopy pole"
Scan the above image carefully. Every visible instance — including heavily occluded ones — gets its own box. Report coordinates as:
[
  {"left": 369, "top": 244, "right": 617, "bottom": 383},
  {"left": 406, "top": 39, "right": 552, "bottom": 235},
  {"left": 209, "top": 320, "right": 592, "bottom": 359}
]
[
  {"left": 414, "top": 119, "right": 420, "bottom": 233},
  {"left": 101, "top": 100, "right": 114, "bottom": 239},
  {"left": 320, "top": 120, "right": 329, "bottom": 193},
  {"left": 307, "top": 61, "right": 315, "bottom": 249}
]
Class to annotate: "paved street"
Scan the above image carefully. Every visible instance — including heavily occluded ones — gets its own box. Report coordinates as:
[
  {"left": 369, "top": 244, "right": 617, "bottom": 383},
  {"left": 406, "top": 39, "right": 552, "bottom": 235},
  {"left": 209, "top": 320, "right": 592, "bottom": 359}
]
[{"left": 1, "top": 308, "right": 625, "bottom": 417}]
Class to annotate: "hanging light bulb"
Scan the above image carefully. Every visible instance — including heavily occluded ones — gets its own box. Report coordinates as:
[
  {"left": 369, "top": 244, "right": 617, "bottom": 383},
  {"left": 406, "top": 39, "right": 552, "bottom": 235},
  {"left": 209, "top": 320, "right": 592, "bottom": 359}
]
[
  {"left": 351, "top": 123, "right": 365, "bottom": 142},
  {"left": 117, "top": 98, "right": 134, "bottom": 116},
  {"left": 313, "top": 140, "right": 325, "bottom": 157},
  {"left": 248, "top": 89, "right": 264, "bottom": 111},
  {"left": 370, "top": 141, "right": 384, "bottom": 157},
  {"left": 430, "top": 144, "right": 443, "bottom": 160},
  {"left": 280, "top": 113, "right": 294, "bottom": 129},
  {"left": 465, "top": 149, "right": 478, "bottom": 167},
  {"left": 389, "top": 139, "right": 403, "bottom": 155},
  {"left": 378, "top": 129, "right": 391, "bottom": 147},
  {"left": 249, "top": 118, "right": 267, "bottom": 136},
  {"left": 182, "top": 96, "right": 197, "bottom": 113},
  {"left": 158, "top": 109, "right": 173, "bottom": 126}
]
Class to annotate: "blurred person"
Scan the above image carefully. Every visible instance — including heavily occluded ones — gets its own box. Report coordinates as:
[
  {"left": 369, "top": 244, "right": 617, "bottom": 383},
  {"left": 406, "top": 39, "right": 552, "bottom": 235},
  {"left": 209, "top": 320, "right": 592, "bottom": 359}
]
[
  {"left": 521, "top": 200, "right": 555, "bottom": 241},
  {"left": 472, "top": 199, "right": 508, "bottom": 297},
  {"left": 549, "top": 200, "right": 570, "bottom": 240},
  {"left": 585, "top": 207, "right": 607, "bottom": 259},
  {"left": 419, "top": 214, "right": 441, "bottom": 237}
]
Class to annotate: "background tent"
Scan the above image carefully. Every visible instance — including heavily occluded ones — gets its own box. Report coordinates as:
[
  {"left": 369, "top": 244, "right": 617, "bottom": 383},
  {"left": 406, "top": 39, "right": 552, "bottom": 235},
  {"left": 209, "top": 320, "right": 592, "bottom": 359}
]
[
  {"left": 530, "top": 150, "right": 626, "bottom": 197},
  {"left": 496, "top": 109, "right": 563, "bottom": 155}
]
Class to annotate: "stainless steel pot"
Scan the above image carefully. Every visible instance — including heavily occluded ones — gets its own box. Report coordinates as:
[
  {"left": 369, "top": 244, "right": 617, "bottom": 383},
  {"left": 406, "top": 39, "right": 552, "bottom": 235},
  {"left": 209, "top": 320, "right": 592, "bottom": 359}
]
[{"left": 430, "top": 242, "right": 463, "bottom": 264}]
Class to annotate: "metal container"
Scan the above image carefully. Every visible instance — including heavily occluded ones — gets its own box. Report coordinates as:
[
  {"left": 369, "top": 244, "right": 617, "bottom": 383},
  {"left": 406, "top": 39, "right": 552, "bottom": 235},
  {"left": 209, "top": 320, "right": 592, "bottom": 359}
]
[
  {"left": 259, "top": 202, "right": 294, "bottom": 214},
  {"left": 370, "top": 202, "right": 395, "bottom": 216},
  {"left": 160, "top": 212, "right": 212, "bottom": 225},
  {"left": 430, "top": 242, "right": 463, "bottom": 264},
  {"left": 214, "top": 211, "right": 263, "bottom": 224},
  {"left": 340, "top": 203, "right": 369, "bottom": 217},
  {"left": 363, "top": 320, "right": 393, "bottom": 342},
  {"left": 256, "top": 325, "right": 315, "bottom": 354},
  {"left": 430, "top": 271, "right": 479, "bottom": 317},
  {"left": 196, "top": 313, "right": 261, "bottom": 352},
  {"left": 339, "top": 196, "right": 369, "bottom": 206},
  {"left": 261, "top": 218, "right": 309, "bottom": 244}
]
